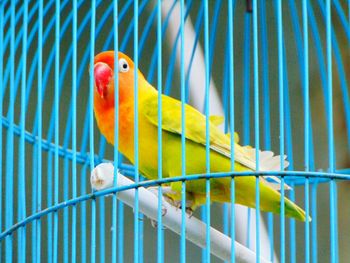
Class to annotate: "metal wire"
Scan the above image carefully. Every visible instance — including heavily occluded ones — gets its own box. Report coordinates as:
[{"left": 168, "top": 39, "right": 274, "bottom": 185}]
[
  {"left": 0, "top": 1, "right": 349, "bottom": 262},
  {"left": 180, "top": 1, "right": 187, "bottom": 262}
]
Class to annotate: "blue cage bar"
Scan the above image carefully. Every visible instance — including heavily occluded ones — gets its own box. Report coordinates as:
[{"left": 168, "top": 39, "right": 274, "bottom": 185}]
[{"left": 0, "top": 0, "right": 350, "bottom": 262}]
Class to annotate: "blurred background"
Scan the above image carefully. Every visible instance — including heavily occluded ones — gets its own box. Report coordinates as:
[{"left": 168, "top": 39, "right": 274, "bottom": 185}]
[{"left": 0, "top": 0, "right": 349, "bottom": 262}]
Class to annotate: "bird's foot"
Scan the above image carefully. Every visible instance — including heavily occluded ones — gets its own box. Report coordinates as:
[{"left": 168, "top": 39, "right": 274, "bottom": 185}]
[
  {"left": 147, "top": 186, "right": 194, "bottom": 221},
  {"left": 147, "top": 186, "right": 179, "bottom": 207},
  {"left": 147, "top": 186, "right": 177, "bottom": 228},
  {"left": 185, "top": 207, "right": 194, "bottom": 218},
  {"left": 171, "top": 200, "right": 194, "bottom": 218},
  {"left": 150, "top": 218, "right": 168, "bottom": 229}
]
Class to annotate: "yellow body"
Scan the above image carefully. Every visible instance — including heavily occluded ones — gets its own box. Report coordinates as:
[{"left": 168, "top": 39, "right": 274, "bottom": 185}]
[{"left": 93, "top": 51, "right": 308, "bottom": 221}]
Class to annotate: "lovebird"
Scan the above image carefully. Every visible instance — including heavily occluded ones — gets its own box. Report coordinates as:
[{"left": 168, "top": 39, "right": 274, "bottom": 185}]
[{"left": 93, "top": 51, "right": 308, "bottom": 222}]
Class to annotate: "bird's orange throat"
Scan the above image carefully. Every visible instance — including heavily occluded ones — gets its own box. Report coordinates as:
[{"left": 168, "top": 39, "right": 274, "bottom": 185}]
[
  {"left": 94, "top": 91, "right": 135, "bottom": 158},
  {"left": 93, "top": 76, "right": 156, "bottom": 162}
]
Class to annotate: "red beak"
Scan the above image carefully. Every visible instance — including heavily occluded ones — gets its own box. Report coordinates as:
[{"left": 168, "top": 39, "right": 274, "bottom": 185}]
[{"left": 94, "top": 62, "right": 113, "bottom": 98}]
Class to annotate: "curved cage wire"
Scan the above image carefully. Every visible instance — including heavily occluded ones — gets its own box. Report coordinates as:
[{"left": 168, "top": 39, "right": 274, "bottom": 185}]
[{"left": 0, "top": 0, "right": 349, "bottom": 262}]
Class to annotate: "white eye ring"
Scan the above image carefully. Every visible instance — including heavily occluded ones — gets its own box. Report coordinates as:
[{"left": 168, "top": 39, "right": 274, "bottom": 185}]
[{"left": 118, "top": 58, "right": 129, "bottom": 73}]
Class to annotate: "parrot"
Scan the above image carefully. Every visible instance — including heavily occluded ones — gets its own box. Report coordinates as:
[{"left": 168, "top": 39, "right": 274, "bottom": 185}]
[{"left": 93, "top": 51, "right": 309, "bottom": 222}]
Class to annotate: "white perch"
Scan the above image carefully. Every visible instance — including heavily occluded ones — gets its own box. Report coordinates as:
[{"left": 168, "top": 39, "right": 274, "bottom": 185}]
[{"left": 91, "top": 163, "right": 271, "bottom": 263}]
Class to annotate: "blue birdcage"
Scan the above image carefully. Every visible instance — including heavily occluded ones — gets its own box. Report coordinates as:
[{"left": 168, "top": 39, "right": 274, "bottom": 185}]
[{"left": 0, "top": 0, "right": 349, "bottom": 262}]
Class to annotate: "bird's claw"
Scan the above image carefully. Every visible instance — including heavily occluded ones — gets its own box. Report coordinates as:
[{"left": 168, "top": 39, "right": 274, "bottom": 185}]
[
  {"left": 147, "top": 186, "right": 194, "bottom": 223},
  {"left": 170, "top": 200, "right": 194, "bottom": 218},
  {"left": 150, "top": 218, "right": 168, "bottom": 229},
  {"left": 150, "top": 206, "right": 168, "bottom": 229},
  {"left": 150, "top": 219, "right": 157, "bottom": 228},
  {"left": 185, "top": 207, "right": 194, "bottom": 218},
  {"left": 147, "top": 186, "right": 172, "bottom": 228}
]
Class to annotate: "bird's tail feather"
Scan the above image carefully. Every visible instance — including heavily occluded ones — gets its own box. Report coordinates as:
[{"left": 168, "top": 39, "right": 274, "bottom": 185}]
[{"left": 225, "top": 176, "right": 310, "bottom": 222}]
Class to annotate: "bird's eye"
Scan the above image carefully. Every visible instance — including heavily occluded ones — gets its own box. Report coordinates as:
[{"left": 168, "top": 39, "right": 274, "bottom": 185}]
[{"left": 118, "top": 58, "right": 129, "bottom": 73}]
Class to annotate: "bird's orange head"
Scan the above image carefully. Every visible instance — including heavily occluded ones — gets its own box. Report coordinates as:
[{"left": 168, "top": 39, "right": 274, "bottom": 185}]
[{"left": 93, "top": 51, "right": 146, "bottom": 109}]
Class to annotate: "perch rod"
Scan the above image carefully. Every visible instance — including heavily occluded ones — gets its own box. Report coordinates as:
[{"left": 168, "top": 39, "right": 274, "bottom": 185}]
[{"left": 90, "top": 163, "right": 270, "bottom": 263}]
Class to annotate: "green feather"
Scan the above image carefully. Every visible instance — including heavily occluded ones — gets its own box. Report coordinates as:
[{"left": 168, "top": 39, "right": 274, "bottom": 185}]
[{"left": 139, "top": 94, "right": 308, "bottom": 221}]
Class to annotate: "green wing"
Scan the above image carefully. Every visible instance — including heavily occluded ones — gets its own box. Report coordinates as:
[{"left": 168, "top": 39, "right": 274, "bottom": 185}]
[
  {"left": 142, "top": 95, "right": 230, "bottom": 148},
  {"left": 142, "top": 94, "right": 290, "bottom": 189},
  {"left": 142, "top": 95, "right": 256, "bottom": 167}
]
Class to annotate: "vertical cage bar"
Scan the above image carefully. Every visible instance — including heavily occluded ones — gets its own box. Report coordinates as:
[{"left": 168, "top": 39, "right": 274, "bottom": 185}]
[
  {"left": 302, "top": 0, "right": 310, "bottom": 262},
  {"left": 222, "top": 203, "right": 229, "bottom": 261},
  {"left": 330, "top": 181, "right": 337, "bottom": 262},
  {"left": 201, "top": 205, "right": 206, "bottom": 261},
  {"left": 156, "top": 0, "right": 164, "bottom": 263},
  {"left": 96, "top": 82, "right": 107, "bottom": 263},
  {"left": 180, "top": 179, "right": 186, "bottom": 263},
  {"left": 118, "top": 201, "right": 124, "bottom": 263},
  {"left": 5, "top": 1, "right": 16, "bottom": 261},
  {"left": 99, "top": 168, "right": 106, "bottom": 259},
  {"left": 201, "top": 0, "right": 208, "bottom": 255},
  {"left": 222, "top": 22, "right": 229, "bottom": 254},
  {"left": 334, "top": 184, "right": 339, "bottom": 263},
  {"left": 326, "top": 0, "right": 334, "bottom": 178},
  {"left": 89, "top": 0, "right": 96, "bottom": 262},
  {"left": 80, "top": 164, "right": 87, "bottom": 263},
  {"left": 252, "top": 0, "right": 260, "bottom": 261},
  {"left": 133, "top": 1, "right": 140, "bottom": 262},
  {"left": 37, "top": 0, "right": 44, "bottom": 261},
  {"left": 115, "top": 9, "right": 127, "bottom": 250},
  {"left": 222, "top": 14, "right": 230, "bottom": 116},
  {"left": 260, "top": 0, "right": 274, "bottom": 261},
  {"left": 138, "top": 182, "right": 144, "bottom": 263},
  {"left": 228, "top": 1, "right": 235, "bottom": 262},
  {"left": 260, "top": 0, "right": 271, "bottom": 151},
  {"left": 283, "top": 53, "right": 295, "bottom": 263},
  {"left": 276, "top": 0, "right": 285, "bottom": 262},
  {"left": 112, "top": 0, "right": 119, "bottom": 263},
  {"left": 26, "top": 2, "right": 38, "bottom": 257},
  {"left": 77, "top": 173, "right": 86, "bottom": 262},
  {"left": 180, "top": 0, "right": 187, "bottom": 262},
  {"left": 208, "top": 0, "right": 221, "bottom": 79},
  {"left": 304, "top": 145, "right": 310, "bottom": 261},
  {"left": 72, "top": 0, "right": 77, "bottom": 261},
  {"left": 18, "top": 0, "right": 28, "bottom": 262},
  {"left": 242, "top": 13, "right": 251, "bottom": 147},
  {"left": 325, "top": 0, "right": 336, "bottom": 261},
  {"left": 230, "top": 180, "right": 235, "bottom": 263},
  {"left": 63, "top": 159, "right": 69, "bottom": 263},
  {"left": 47, "top": 150, "right": 53, "bottom": 263},
  {"left": 311, "top": 184, "right": 318, "bottom": 263},
  {"left": 0, "top": 2, "right": 4, "bottom": 261},
  {"left": 242, "top": 11, "right": 252, "bottom": 249},
  {"left": 203, "top": 0, "right": 210, "bottom": 262},
  {"left": 99, "top": 202, "right": 106, "bottom": 261},
  {"left": 307, "top": 5, "right": 328, "bottom": 262},
  {"left": 62, "top": 2, "right": 70, "bottom": 262},
  {"left": 53, "top": 0, "right": 60, "bottom": 262},
  {"left": 31, "top": 144, "right": 37, "bottom": 262}
]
